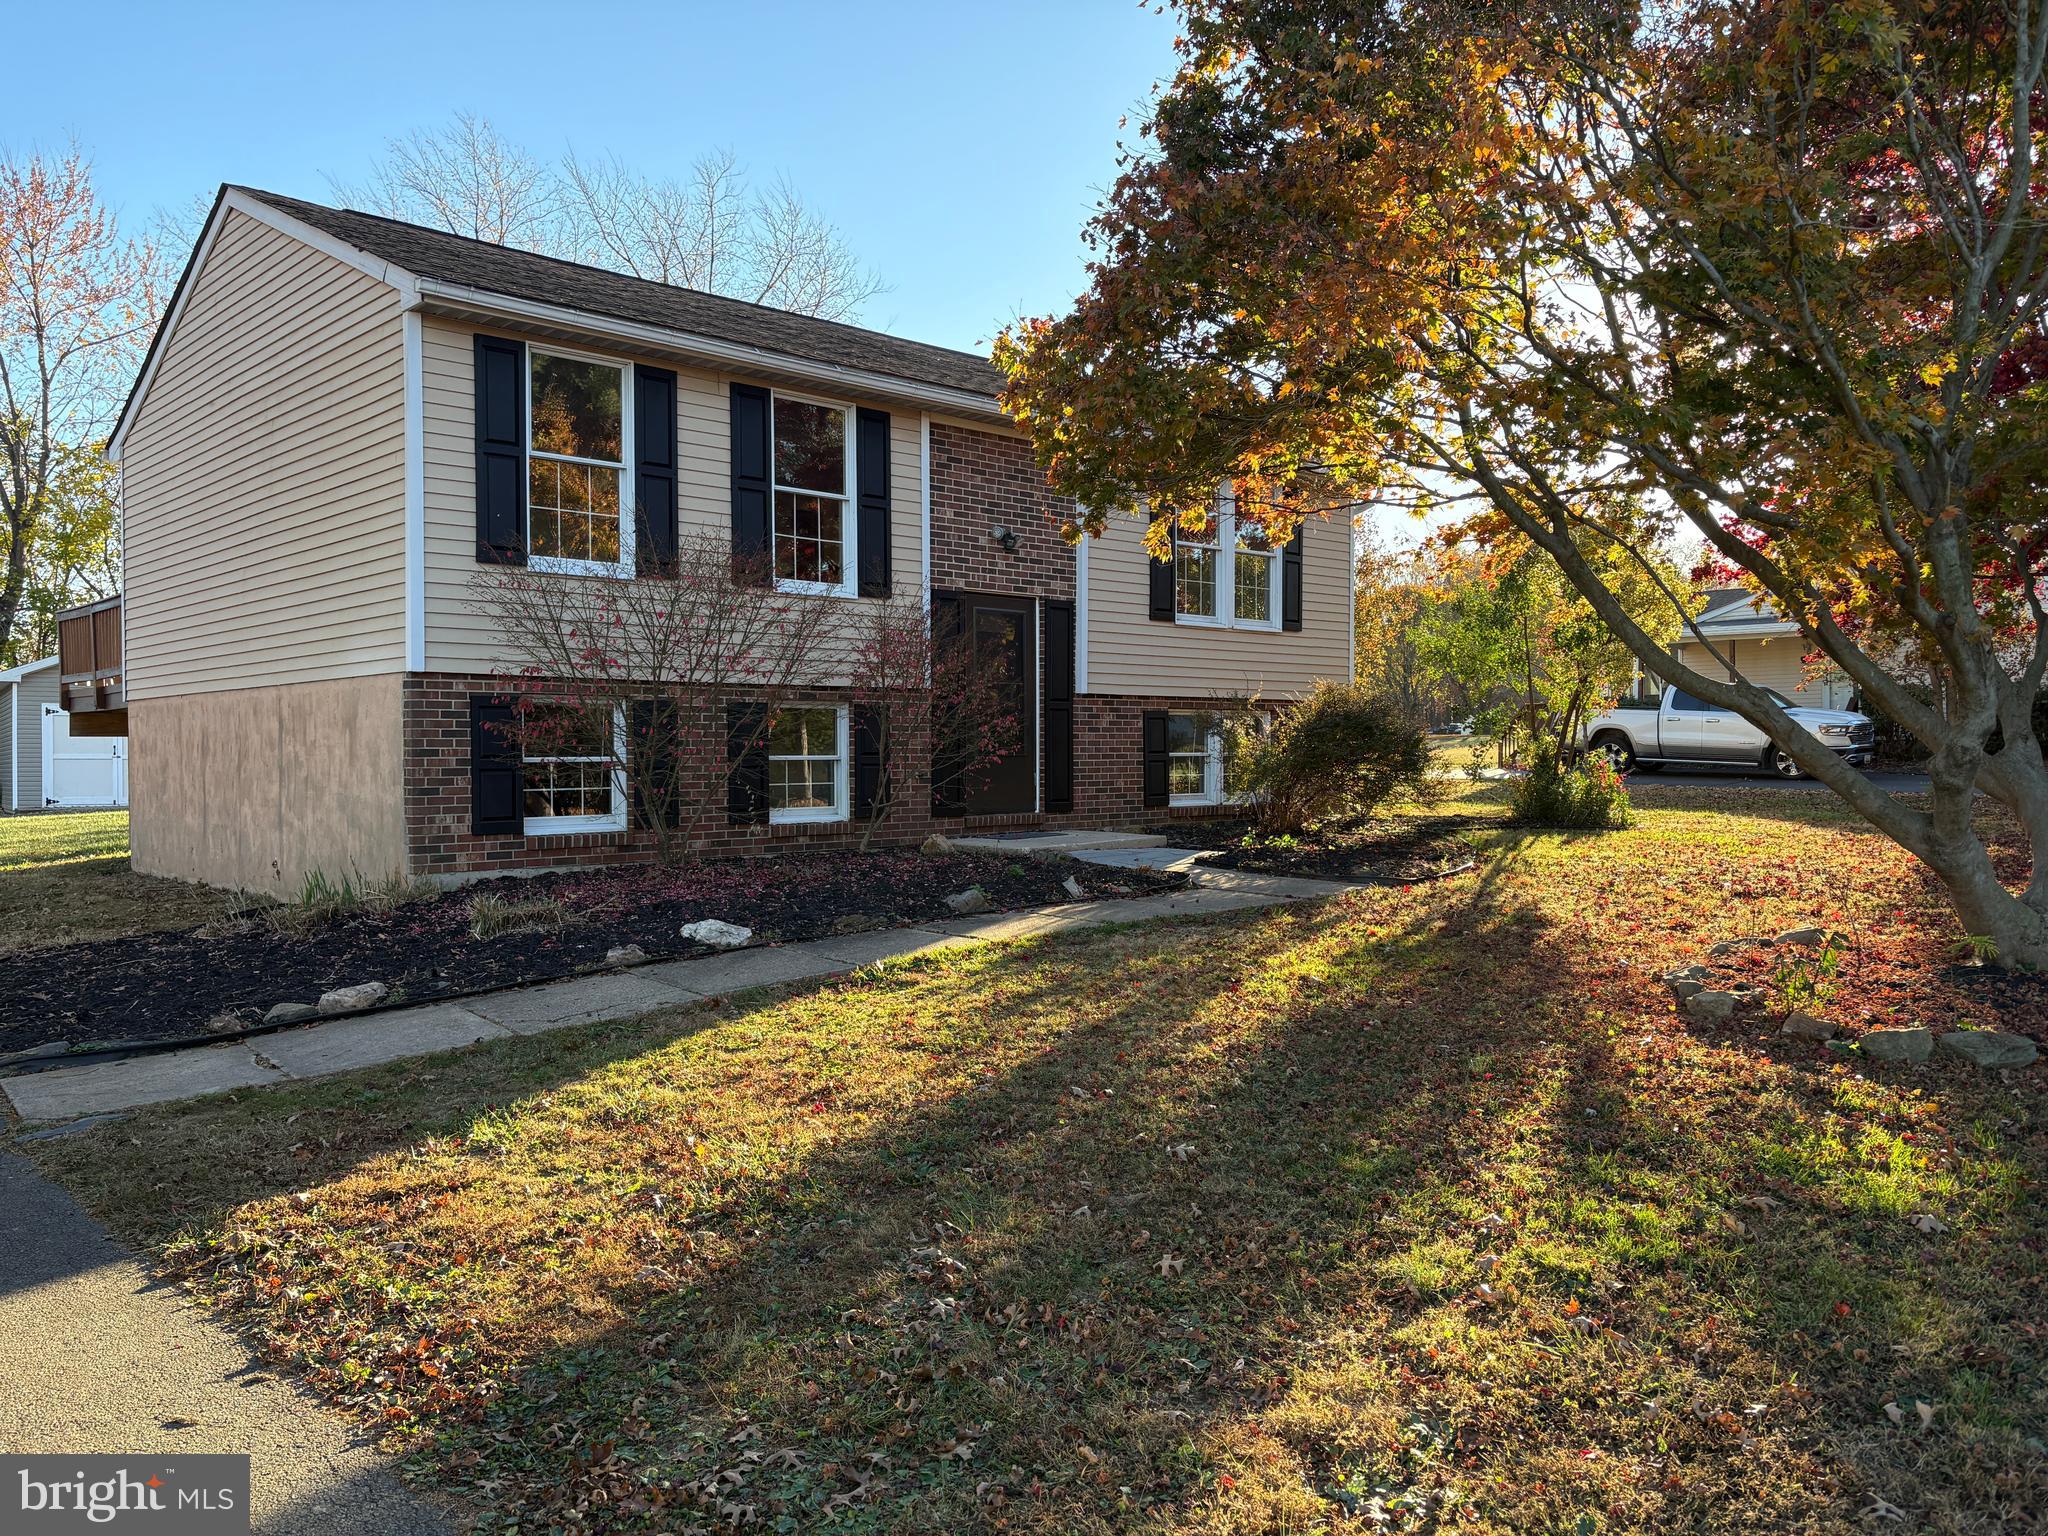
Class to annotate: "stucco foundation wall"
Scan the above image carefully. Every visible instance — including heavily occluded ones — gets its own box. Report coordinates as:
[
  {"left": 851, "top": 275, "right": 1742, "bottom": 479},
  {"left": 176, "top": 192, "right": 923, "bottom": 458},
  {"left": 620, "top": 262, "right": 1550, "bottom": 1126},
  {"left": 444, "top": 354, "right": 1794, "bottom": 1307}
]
[{"left": 130, "top": 676, "right": 407, "bottom": 893}]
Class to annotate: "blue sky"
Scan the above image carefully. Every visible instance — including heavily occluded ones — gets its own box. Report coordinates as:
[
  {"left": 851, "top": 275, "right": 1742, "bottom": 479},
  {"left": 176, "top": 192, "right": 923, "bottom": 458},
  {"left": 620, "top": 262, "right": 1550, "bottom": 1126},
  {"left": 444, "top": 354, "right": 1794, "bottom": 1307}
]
[{"left": 8, "top": 0, "right": 1180, "bottom": 355}]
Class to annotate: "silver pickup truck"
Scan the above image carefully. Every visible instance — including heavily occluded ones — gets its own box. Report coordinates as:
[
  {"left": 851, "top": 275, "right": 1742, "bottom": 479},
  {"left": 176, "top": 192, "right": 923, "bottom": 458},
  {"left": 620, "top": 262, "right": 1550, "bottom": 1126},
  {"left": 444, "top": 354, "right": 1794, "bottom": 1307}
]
[{"left": 1584, "top": 684, "right": 1876, "bottom": 778}]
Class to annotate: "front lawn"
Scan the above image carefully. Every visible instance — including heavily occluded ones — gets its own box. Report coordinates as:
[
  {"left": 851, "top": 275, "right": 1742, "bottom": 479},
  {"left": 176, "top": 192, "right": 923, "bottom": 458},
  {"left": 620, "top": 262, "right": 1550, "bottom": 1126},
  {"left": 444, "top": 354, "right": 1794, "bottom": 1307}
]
[
  {"left": 29, "top": 784, "right": 2045, "bottom": 1534},
  {"left": 0, "top": 810, "right": 223, "bottom": 956}
]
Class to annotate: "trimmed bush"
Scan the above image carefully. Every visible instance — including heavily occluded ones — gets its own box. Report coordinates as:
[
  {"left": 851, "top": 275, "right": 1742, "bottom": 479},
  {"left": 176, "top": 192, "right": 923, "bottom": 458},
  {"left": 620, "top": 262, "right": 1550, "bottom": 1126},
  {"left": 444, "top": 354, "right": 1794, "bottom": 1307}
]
[
  {"left": 1227, "top": 682, "right": 1431, "bottom": 834},
  {"left": 1512, "top": 755, "right": 1633, "bottom": 829}
]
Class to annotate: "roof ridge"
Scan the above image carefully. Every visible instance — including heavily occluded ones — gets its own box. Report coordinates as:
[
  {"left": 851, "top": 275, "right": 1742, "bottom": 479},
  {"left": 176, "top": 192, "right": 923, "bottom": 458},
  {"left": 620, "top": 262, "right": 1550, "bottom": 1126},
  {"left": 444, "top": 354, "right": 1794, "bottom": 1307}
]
[{"left": 229, "top": 185, "right": 995, "bottom": 372}]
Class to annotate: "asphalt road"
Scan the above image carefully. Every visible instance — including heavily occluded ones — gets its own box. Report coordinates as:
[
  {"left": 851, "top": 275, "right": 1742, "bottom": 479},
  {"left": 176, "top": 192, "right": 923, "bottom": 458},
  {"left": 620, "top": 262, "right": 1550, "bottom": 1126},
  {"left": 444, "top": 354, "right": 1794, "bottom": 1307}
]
[{"left": 0, "top": 1149, "right": 452, "bottom": 1535}]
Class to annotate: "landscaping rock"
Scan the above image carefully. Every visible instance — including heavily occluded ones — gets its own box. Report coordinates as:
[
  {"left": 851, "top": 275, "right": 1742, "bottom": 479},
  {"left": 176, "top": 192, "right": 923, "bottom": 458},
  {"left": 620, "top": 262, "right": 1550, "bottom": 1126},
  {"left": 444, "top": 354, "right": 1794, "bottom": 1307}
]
[
  {"left": 1661, "top": 964, "right": 1714, "bottom": 1000},
  {"left": 1063, "top": 875, "right": 1086, "bottom": 899},
  {"left": 1860, "top": 1026, "right": 1934, "bottom": 1064},
  {"left": 1774, "top": 926, "right": 1830, "bottom": 948},
  {"left": 604, "top": 944, "right": 649, "bottom": 967},
  {"left": 1683, "top": 989, "right": 1742, "bottom": 1024},
  {"left": 1708, "top": 936, "right": 1773, "bottom": 957},
  {"left": 262, "top": 1002, "right": 320, "bottom": 1027},
  {"left": 830, "top": 912, "right": 885, "bottom": 935},
  {"left": 201, "top": 1011, "right": 248, "bottom": 1035},
  {"left": 1936, "top": 1030, "right": 2038, "bottom": 1070},
  {"left": 919, "top": 834, "right": 955, "bottom": 857},
  {"left": 945, "top": 886, "right": 993, "bottom": 916},
  {"left": 316, "top": 982, "right": 388, "bottom": 1015},
  {"left": 681, "top": 919, "right": 753, "bottom": 948},
  {"left": 1780, "top": 1010, "right": 1837, "bottom": 1040}
]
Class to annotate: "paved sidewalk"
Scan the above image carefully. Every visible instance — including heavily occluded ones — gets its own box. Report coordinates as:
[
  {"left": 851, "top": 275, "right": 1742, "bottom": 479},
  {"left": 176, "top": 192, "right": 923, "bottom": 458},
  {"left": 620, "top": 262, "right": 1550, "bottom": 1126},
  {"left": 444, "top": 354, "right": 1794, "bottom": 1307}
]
[
  {"left": 3, "top": 864, "right": 1355, "bottom": 1125},
  {"left": 0, "top": 1150, "right": 451, "bottom": 1535}
]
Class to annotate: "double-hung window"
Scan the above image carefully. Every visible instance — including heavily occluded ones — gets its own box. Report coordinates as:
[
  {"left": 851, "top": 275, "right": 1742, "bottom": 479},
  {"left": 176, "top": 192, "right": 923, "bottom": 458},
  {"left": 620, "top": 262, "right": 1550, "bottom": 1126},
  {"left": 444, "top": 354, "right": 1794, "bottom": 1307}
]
[
  {"left": 1167, "top": 711, "right": 1225, "bottom": 805},
  {"left": 772, "top": 393, "right": 856, "bottom": 596},
  {"left": 1174, "top": 485, "right": 1280, "bottom": 630},
  {"left": 528, "top": 349, "right": 632, "bottom": 576},
  {"left": 522, "top": 704, "right": 626, "bottom": 834},
  {"left": 767, "top": 705, "right": 848, "bottom": 823}
]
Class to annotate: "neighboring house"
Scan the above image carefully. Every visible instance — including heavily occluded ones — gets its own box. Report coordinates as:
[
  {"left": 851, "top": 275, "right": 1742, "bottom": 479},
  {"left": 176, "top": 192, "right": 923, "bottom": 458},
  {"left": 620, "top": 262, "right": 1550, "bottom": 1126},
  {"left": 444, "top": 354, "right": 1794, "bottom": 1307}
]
[
  {"left": 1643, "top": 589, "right": 1854, "bottom": 708},
  {"left": 0, "top": 656, "right": 128, "bottom": 812},
  {"left": 108, "top": 186, "right": 1356, "bottom": 891}
]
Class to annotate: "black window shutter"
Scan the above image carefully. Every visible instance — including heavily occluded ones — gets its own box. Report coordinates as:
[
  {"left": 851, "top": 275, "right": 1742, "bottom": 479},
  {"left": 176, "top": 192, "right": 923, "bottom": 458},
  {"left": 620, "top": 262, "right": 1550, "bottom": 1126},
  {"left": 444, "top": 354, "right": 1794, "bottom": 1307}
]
[
  {"left": 1141, "top": 709, "right": 1170, "bottom": 809},
  {"left": 852, "top": 704, "right": 885, "bottom": 817},
  {"left": 726, "top": 701, "right": 770, "bottom": 825},
  {"left": 1042, "top": 600, "right": 1075, "bottom": 813},
  {"left": 856, "top": 408, "right": 892, "bottom": 598},
  {"left": 931, "top": 591, "right": 967, "bottom": 817},
  {"left": 1148, "top": 525, "right": 1176, "bottom": 622},
  {"left": 730, "top": 383, "right": 772, "bottom": 584},
  {"left": 629, "top": 698, "right": 681, "bottom": 831},
  {"left": 470, "top": 696, "right": 523, "bottom": 835},
  {"left": 1282, "top": 525, "right": 1305, "bottom": 632},
  {"left": 475, "top": 335, "right": 527, "bottom": 565},
  {"left": 635, "top": 365, "right": 678, "bottom": 576}
]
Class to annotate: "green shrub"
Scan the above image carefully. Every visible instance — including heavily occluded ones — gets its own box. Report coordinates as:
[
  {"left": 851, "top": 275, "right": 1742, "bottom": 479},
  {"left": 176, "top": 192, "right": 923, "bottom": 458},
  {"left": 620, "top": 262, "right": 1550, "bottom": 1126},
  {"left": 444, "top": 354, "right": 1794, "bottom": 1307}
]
[
  {"left": 1226, "top": 681, "right": 1431, "bottom": 834},
  {"left": 1511, "top": 755, "right": 1633, "bottom": 829}
]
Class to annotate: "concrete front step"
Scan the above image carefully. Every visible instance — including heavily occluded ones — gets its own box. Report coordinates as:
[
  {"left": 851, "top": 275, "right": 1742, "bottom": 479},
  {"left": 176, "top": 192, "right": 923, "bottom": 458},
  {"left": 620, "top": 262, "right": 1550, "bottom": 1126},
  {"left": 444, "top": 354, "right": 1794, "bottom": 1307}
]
[{"left": 949, "top": 829, "right": 1169, "bottom": 854}]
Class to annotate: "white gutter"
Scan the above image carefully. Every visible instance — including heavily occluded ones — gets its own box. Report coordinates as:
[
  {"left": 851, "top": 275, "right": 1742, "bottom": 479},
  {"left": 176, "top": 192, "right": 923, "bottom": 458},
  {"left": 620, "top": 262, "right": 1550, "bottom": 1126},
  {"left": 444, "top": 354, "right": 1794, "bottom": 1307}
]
[
  {"left": 919, "top": 413, "right": 933, "bottom": 618},
  {"left": 412, "top": 279, "right": 1005, "bottom": 422},
  {"left": 402, "top": 309, "right": 427, "bottom": 671}
]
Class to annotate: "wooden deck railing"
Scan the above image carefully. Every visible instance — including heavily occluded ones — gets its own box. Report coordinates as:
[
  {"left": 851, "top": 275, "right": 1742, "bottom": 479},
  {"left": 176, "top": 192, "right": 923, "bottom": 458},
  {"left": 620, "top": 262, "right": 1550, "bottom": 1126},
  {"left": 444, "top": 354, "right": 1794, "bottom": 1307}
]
[{"left": 57, "top": 595, "right": 124, "bottom": 719}]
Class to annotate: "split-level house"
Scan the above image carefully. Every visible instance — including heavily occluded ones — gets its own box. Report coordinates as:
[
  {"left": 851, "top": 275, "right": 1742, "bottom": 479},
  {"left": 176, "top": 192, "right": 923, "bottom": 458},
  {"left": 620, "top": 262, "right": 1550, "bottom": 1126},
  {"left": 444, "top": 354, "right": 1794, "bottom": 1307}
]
[{"left": 108, "top": 187, "right": 1356, "bottom": 891}]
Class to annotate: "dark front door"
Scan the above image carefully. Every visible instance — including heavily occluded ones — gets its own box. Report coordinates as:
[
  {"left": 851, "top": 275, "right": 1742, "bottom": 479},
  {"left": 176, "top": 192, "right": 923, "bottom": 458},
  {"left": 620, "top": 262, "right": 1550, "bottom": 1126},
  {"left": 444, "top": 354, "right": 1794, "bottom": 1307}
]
[{"left": 963, "top": 594, "right": 1037, "bottom": 815}]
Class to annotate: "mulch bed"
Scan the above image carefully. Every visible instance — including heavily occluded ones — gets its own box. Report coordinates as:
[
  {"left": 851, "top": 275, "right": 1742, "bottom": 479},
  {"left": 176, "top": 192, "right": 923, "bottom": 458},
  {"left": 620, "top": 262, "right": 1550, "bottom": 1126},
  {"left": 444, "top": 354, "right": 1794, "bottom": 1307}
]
[
  {"left": 0, "top": 851, "right": 1182, "bottom": 1057},
  {"left": 1146, "top": 813, "right": 1489, "bottom": 882}
]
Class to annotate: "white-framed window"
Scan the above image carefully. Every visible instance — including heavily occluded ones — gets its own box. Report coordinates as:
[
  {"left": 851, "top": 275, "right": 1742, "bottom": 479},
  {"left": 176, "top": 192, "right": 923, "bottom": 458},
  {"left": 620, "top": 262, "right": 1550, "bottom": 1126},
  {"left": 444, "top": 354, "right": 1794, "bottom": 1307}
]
[
  {"left": 767, "top": 704, "right": 849, "bottom": 823},
  {"left": 771, "top": 391, "right": 857, "bottom": 597},
  {"left": 1167, "top": 711, "right": 1225, "bottom": 805},
  {"left": 522, "top": 704, "right": 627, "bottom": 834},
  {"left": 528, "top": 347, "right": 633, "bottom": 577},
  {"left": 1174, "top": 485, "right": 1280, "bottom": 630}
]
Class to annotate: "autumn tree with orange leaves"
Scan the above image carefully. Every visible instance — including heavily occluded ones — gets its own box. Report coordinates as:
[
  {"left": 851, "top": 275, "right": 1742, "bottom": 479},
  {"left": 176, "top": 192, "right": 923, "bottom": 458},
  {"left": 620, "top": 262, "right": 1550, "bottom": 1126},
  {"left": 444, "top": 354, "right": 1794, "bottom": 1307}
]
[{"left": 999, "top": 0, "right": 2048, "bottom": 966}]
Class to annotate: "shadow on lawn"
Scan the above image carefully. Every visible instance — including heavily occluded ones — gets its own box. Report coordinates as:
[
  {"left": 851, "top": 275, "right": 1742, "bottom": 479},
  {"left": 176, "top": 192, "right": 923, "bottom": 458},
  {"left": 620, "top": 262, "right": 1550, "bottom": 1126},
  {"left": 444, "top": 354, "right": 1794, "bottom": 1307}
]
[{"left": 31, "top": 852, "right": 2047, "bottom": 1535}]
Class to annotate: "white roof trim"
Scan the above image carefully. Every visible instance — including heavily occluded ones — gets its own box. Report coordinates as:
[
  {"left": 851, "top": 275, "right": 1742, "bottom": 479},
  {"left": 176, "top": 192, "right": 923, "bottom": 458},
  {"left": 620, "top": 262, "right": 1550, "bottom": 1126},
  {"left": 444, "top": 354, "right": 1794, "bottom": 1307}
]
[
  {"left": 411, "top": 279, "right": 1006, "bottom": 420},
  {"left": 108, "top": 188, "right": 420, "bottom": 460},
  {"left": 0, "top": 655, "right": 58, "bottom": 684}
]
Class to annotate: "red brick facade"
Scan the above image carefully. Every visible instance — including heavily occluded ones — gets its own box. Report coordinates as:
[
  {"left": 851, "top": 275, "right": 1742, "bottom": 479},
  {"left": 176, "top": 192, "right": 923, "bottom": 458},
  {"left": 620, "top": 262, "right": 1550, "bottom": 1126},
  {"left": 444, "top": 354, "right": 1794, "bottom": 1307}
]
[
  {"left": 402, "top": 672, "right": 1238, "bottom": 877},
  {"left": 928, "top": 422, "right": 1077, "bottom": 604}
]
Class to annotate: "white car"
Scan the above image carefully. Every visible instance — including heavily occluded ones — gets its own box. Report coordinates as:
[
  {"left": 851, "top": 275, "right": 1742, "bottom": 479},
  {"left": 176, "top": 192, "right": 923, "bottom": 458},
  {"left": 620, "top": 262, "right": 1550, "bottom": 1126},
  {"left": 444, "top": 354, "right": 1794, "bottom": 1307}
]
[{"left": 1584, "top": 685, "right": 1875, "bottom": 778}]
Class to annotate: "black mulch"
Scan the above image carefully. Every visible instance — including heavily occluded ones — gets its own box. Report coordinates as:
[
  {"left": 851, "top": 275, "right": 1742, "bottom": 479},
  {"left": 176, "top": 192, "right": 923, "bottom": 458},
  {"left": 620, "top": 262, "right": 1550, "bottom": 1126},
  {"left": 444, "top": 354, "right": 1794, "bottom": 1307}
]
[
  {"left": 0, "top": 851, "right": 1182, "bottom": 1057},
  {"left": 1145, "top": 813, "right": 1490, "bottom": 882}
]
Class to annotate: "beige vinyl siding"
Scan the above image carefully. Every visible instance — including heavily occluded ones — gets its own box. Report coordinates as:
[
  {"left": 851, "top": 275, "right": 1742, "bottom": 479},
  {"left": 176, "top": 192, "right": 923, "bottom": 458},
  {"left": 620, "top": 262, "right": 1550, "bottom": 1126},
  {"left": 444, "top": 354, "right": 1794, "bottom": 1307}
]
[
  {"left": 1082, "top": 509, "right": 1353, "bottom": 700},
  {"left": 121, "top": 211, "right": 407, "bottom": 699},
  {"left": 1675, "top": 635, "right": 1847, "bottom": 704},
  {"left": 421, "top": 316, "right": 925, "bottom": 679}
]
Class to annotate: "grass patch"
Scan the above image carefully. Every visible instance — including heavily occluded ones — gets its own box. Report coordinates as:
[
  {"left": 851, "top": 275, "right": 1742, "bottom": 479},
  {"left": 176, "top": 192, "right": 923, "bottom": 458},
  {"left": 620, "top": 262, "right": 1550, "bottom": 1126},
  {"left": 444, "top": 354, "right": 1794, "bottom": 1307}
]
[
  {"left": 0, "top": 811, "right": 222, "bottom": 953},
  {"left": 26, "top": 783, "right": 2047, "bottom": 1533}
]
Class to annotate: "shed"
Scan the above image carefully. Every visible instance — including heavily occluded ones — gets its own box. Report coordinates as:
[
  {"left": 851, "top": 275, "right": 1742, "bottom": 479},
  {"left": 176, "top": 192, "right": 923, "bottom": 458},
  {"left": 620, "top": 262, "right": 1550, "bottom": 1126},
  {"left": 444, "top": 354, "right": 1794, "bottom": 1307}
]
[{"left": 1, "top": 656, "right": 127, "bottom": 811}]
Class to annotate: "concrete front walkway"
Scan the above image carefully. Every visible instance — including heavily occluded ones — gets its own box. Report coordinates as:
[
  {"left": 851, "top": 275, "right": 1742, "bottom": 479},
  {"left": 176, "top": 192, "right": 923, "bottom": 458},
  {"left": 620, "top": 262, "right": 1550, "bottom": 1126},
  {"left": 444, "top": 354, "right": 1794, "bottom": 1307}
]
[
  {"left": 3, "top": 863, "right": 1353, "bottom": 1126},
  {"left": 0, "top": 1150, "right": 452, "bottom": 1535}
]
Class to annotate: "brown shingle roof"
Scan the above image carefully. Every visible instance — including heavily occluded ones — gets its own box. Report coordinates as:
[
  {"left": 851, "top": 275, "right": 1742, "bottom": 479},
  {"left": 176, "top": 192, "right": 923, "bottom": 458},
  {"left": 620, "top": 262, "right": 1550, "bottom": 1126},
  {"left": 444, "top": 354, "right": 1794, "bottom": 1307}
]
[{"left": 233, "top": 186, "right": 1004, "bottom": 401}]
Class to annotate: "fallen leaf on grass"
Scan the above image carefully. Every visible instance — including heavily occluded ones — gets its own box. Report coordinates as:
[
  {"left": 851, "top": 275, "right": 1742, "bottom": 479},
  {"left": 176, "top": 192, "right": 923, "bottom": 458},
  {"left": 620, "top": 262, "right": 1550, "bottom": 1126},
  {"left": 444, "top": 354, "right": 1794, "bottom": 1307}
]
[{"left": 1905, "top": 1212, "right": 1948, "bottom": 1236}]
